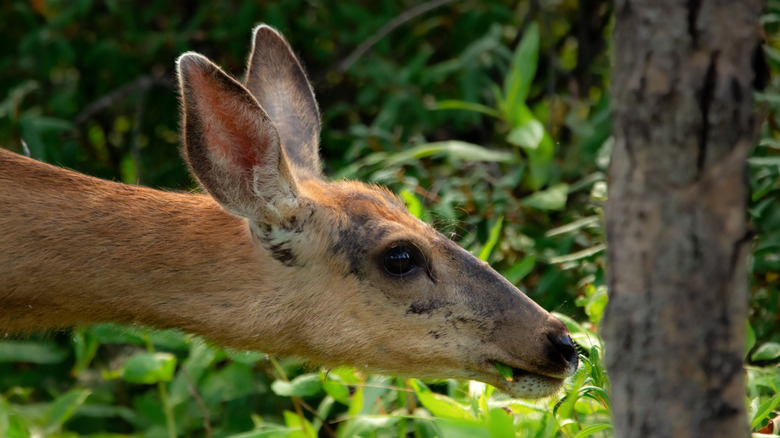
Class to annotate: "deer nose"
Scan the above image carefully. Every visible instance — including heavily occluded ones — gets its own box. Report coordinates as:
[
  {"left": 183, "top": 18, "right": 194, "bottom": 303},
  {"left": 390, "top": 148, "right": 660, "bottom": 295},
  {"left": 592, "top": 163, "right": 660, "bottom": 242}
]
[{"left": 548, "top": 332, "right": 579, "bottom": 367}]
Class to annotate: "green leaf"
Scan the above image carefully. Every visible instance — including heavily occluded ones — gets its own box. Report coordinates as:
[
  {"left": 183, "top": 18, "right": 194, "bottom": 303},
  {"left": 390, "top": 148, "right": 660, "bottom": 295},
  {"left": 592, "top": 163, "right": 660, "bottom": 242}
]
[
  {"left": 553, "top": 312, "right": 600, "bottom": 351},
  {"left": 409, "top": 380, "right": 473, "bottom": 420},
  {"left": 86, "top": 323, "right": 147, "bottom": 345},
  {"left": 271, "top": 374, "right": 322, "bottom": 398},
  {"left": 121, "top": 352, "right": 177, "bottom": 384},
  {"left": 43, "top": 389, "right": 90, "bottom": 433},
  {"left": 751, "top": 342, "right": 780, "bottom": 362},
  {"left": 169, "top": 341, "right": 218, "bottom": 406},
  {"left": 86, "top": 324, "right": 188, "bottom": 350},
  {"left": 73, "top": 403, "right": 136, "bottom": 423},
  {"left": 225, "top": 427, "right": 292, "bottom": 438},
  {"left": 549, "top": 244, "right": 606, "bottom": 264},
  {"left": 507, "top": 119, "right": 544, "bottom": 150},
  {"left": 0, "top": 396, "right": 8, "bottom": 437},
  {"left": 119, "top": 154, "right": 138, "bottom": 184},
  {"left": 755, "top": 91, "right": 780, "bottom": 106},
  {"left": 573, "top": 424, "right": 613, "bottom": 438},
  {"left": 751, "top": 392, "right": 780, "bottom": 430},
  {"left": 507, "top": 119, "right": 554, "bottom": 188},
  {"left": 201, "top": 362, "right": 255, "bottom": 404},
  {"left": 521, "top": 183, "right": 569, "bottom": 211},
  {"left": 0, "top": 341, "right": 68, "bottom": 364},
  {"left": 321, "top": 374, "right": 350, "bottom": 404},
  {"left": 385, "top": 141, "right": 515, "bottom": 166},
  {"left": 478, "top": 217, "right": 504, "bottom": 261},
  {"left": 764, "top": 44, "right": 780, "bottom": 65},
  {"left": 575, "top": 285, "right": 608, "bottom": 324},
  {"left": 545, "top": 216, "right": 601, "bottom": 237},
  {"left": 504, "top": 23, "right": 540, "bottom": 125},
  {"left": 226, "top": 349, "right": 267, "bottom": 365},
  {"left": 748, "top": 156, "right": 780, "bottom": 168},
  {"left": 526, "top": 132, "right": 555, "bottom": 189},
  {"left": 328, "top": 366, "right": 362, "bottom": 385},
  {"left": 400, "top": 189, "right": 423, "bottom": 219},
  {"left": 338, "top": 415, "right": 399, "bottom": 438},
  {"left": 71, "top": 327, "right": 100, "bottom": 375},
  {"left": 488, "top": 407, "right": 515, "bottom": 438},
  {"left": 347, "top": 385, "right": 364, "bottom": 418},
  {"left": 434, "top": 99, "right": 503, "bottom": 119},
  {"left": 504, "top": 256, "right": 536, "bottom": 284},
  {"left": 0, "top": 80, "right": 38, "bottom": 118},
  {"left": 433, "top": 418, "right": 492, "bottom": 438},
  {"left": 495, "top": 362, "right": 514, "bottom": 381},
  {"left": 746, "top": 323, "right": 757, "bottom": 359},
  {"left": 283, "top": 410, "right": 316, "bottom": 438}
]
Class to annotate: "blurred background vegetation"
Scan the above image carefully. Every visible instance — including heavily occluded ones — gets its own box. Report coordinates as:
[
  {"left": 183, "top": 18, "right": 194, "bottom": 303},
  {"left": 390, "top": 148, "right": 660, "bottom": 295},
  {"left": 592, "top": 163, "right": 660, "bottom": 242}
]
[{"left": 0, "top": 0, "right": 778, "bottom": 437}]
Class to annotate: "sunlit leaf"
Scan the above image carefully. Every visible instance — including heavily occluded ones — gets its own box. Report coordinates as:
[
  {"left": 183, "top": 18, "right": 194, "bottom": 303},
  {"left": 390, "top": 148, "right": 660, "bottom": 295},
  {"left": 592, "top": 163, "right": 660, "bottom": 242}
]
[
  {"left": 409, "top": 380, "right": 473, "bottom": 420},
  {"left": 401, "top": 189, "right": 423, "bottom": 218},
  {"left": 385, "top": 141, "right": 515, "bottom": 166},
  {"left": 521, "top": 183, "right": 569, "bottom": 211},
  {"left": 478, "top": 217, "right": 504, "bottom": 261},
  {"left": 121, "top": 352, "right": 177, "bottom": 384},
  {"left": 488, "top": 407, "right": 515, "bottom": 437},
  {"left": 507, "top": 119, "right": 544, "bottom": 150},
  {"left": 283, "top": 410, "right": 316, "bottom": 438},
  {"left": 321, "top": 372, "right": 351, "bottom": 404},
  {"left": 433, "top": 418, "right": 492, "bottom": 438},
  {"left": 752, "top": 342, "right": 780, "bottom": 362},
  {"left": 271, "top": 374, "right": 322, "bottom": 398}
]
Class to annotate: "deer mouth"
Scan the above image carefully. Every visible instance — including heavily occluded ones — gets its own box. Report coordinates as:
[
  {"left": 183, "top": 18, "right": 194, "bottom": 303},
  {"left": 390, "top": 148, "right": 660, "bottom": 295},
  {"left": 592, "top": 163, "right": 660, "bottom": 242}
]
[{"left": 483, "top": 360, "right": 571, "bottom": 399}]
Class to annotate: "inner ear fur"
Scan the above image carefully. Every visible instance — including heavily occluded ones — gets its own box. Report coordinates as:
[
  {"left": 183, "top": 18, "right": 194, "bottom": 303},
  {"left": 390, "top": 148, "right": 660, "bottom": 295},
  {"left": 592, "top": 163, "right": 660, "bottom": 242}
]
[{"left": 177, "top": 52, "right": 300, "bottom": 226}]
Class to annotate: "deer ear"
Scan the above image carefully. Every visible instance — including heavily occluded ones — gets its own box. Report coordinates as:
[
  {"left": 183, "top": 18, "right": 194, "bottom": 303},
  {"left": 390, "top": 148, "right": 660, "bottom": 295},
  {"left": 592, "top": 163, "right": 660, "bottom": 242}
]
[
  {"left": 245, "top": 24, "right": 321, "bottom": 180},
  {"left": 177, "top": 52, "right": 299, "bottom": 226}
]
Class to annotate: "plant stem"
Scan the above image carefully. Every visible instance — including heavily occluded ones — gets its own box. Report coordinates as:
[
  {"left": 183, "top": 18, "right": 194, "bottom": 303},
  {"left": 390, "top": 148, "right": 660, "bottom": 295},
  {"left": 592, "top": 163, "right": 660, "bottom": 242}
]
[
  {"left": 158, "top": 380, "right": 177, "bottom": 438},
  {"left": 143, "top": 331, "right": 177, "bottom": 438},
  {"left": 269, "top": 357, "right": 313, "bottom": 438}
]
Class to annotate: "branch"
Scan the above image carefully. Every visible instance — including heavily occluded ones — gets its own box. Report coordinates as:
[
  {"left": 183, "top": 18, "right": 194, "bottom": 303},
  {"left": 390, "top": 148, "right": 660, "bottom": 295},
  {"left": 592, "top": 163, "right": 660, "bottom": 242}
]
[
  {"left": 75, "top": 74, "right": 172, "bottom": 125},
  {"left": 337, "top": 0, "right": 458, "bottom": 72}
]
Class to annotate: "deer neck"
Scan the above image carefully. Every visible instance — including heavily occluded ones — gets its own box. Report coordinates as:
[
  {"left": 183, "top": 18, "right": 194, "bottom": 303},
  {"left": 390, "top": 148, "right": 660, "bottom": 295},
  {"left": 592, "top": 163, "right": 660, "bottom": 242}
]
[{"left": 0, "top": 151, "right": 300, "bottom": 350}]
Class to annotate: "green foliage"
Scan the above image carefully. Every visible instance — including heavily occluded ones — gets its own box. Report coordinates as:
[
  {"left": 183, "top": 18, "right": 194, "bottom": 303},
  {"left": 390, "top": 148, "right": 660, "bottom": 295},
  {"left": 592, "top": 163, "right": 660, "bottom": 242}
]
[{"left": 1, "top": 0, "right": 778, "bottom": 436}]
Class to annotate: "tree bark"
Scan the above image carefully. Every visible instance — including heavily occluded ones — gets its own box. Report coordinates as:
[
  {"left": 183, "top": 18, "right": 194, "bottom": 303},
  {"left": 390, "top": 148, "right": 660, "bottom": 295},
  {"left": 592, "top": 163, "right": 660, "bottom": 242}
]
[{"left": 603, "top": 1, "right": 762, "bottom": 437}]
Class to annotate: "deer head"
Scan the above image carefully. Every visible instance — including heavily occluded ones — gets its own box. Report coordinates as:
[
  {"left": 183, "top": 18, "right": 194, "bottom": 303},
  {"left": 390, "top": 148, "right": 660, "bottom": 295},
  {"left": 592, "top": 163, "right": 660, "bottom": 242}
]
[{"left": 176, "top": 25, "right": 578, "bottom": 398}]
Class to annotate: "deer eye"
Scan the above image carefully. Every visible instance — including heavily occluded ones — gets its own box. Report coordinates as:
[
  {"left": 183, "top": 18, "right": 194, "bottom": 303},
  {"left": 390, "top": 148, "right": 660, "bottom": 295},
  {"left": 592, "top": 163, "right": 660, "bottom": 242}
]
[{"left": 383, "top": 245, "right": 417, "bottom": 276}]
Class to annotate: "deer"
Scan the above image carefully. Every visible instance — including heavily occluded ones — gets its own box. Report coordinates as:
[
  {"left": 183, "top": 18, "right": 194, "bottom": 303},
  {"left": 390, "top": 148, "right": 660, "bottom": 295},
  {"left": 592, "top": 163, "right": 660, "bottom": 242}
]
[{"left": 0, "top": 25, "right": 578, "bottom": 399}]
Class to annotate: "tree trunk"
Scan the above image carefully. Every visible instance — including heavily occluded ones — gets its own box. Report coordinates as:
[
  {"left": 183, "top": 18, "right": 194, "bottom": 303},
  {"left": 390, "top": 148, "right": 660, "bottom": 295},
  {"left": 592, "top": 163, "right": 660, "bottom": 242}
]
[{"left": 603, "top": 1, "right": 762, "bottom": 437}]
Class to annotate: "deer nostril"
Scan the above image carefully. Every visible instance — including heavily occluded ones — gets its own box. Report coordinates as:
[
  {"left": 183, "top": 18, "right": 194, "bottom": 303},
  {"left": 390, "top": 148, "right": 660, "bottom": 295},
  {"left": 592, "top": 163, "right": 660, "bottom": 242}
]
[{"left": 548, "top": 333, "right": 579, "bottom": 366}]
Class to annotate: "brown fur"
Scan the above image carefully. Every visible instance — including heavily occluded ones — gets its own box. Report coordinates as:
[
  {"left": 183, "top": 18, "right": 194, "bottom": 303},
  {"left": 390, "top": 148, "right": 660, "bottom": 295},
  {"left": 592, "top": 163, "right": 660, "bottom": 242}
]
[{"left": 0, "top": 25, "right": 577, "bottom": 398}]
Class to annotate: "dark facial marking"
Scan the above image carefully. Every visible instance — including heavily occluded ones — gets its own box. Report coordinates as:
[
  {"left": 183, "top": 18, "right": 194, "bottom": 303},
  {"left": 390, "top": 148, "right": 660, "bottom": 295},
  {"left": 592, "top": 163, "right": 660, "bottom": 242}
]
[
  {"left": 407, "top": 299, "right": 448, "bottom": 316},
  {"left": 329, "top": 187, "right": 425, "bottom": 277},
  {"left": 332, "top": 215, "right": 392, "bottom": 275},
  {"left": 266, "top": 241, "right": 297, "bottom": 266},
  {"left": 427, "top": 330, "right": 443, "bottom": 339},
  {"left": 253, "top": 224, "right": 305, "bottom": 268}
]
